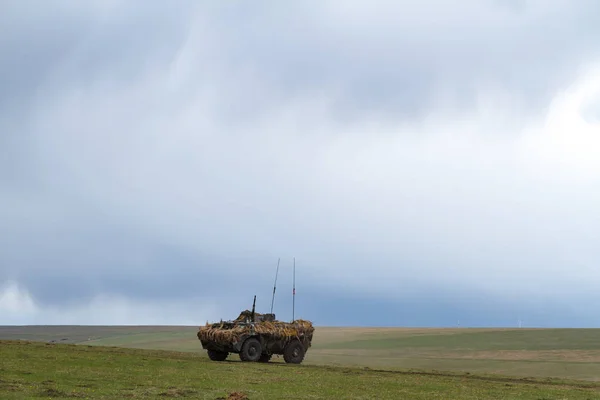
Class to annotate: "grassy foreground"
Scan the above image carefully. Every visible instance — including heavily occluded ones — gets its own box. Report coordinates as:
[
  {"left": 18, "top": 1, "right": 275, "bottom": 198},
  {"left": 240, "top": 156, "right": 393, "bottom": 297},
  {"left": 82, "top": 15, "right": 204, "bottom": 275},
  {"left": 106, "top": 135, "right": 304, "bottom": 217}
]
[
  {"left": 3, "top": 326, "right": 600, "bottom": 381},
  {"left": 2, "top": 340, "right": 600, "bottom": 399}
]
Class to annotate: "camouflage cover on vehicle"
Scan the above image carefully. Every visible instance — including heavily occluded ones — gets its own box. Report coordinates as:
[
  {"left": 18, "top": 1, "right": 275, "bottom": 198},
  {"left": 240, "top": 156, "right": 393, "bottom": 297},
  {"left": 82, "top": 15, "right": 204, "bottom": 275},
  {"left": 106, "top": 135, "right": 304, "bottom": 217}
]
[
  {"left": 197, "top": 309, "right": 315, "bottom": 363},
  {"left": 197, "top": 310, "right": 314, "bottom": 346}
]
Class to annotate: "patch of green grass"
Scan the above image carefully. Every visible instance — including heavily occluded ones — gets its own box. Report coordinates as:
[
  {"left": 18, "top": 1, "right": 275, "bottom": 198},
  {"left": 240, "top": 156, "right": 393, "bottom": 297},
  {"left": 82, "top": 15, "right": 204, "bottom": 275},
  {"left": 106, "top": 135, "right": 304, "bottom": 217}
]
[
  {"left": 5, "top": 326, "right": 600, "bottom": 382},
  {"left": 307, "top": 328, "right": 600, "bottom": 380},
  {"left": 87, "top": 331, "right": 211, "bottom": 354},
  {"left": 2, "top": 340, "right": 599, "bottom": 399},
  {"left": 322, "top": 329, "right": 600, "bottom": 351},
  {"left": 0, "top": 325, "right": 190, "bottom": 344},
  {"left": 308, "top": 352, "right": 600, "bottom": 382}
]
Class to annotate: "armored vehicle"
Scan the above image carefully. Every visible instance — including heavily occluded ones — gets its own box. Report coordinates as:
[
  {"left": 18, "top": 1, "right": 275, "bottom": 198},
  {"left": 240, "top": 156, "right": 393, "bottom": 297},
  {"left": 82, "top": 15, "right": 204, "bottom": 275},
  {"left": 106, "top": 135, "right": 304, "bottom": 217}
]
[{"left": 197, "top": 296, "right": 314, "bottom": 364}]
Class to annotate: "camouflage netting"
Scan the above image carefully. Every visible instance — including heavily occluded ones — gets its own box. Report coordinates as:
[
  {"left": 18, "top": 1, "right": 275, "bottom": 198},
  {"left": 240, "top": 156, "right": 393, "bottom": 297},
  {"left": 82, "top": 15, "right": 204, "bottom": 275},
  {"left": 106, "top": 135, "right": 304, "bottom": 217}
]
[
  {"left": 197, "top": 311, "right": 315, "bottom": 346},
  {"left": 235, "top": 310, "right": 259, "bottom": 321}
]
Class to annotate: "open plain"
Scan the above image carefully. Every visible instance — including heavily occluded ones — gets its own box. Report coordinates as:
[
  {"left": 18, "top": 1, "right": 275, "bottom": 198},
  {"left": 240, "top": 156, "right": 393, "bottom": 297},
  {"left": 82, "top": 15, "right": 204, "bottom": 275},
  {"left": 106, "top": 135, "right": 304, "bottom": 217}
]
[{"left": 2, "top": 326, "right": 600, "bottom": 398}]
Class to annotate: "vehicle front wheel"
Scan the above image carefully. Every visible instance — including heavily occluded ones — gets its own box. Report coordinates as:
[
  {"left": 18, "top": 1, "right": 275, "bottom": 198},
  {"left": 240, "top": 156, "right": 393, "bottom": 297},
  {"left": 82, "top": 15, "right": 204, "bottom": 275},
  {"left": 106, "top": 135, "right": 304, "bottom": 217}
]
[
  {"left": 283, "top": 340, "right": 305, "bottom": 364},
  {"left": 239, "top": 337, "right": 262, "bottom": 362},
  {"left": 207, "top": 349, "right": 228, "bottom": 361}
]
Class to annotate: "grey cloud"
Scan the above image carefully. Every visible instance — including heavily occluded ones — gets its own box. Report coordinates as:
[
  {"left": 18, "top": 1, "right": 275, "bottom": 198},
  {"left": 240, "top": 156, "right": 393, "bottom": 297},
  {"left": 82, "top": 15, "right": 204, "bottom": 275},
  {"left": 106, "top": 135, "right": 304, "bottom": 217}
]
[
  {"left": 2, "top": 1, "right": 600, "bottom": 325},
  {"left": 582, "top": 95, "right": 600, "bottom": 123},
  {"left": 201, "top": 0, "right": 600, "bottom": 121},
  {"left": 4, "top": 1, "right": 600, "bottom": 125},
  {"left": 0, "top": 1, "right": 193, "bottom": 112}
]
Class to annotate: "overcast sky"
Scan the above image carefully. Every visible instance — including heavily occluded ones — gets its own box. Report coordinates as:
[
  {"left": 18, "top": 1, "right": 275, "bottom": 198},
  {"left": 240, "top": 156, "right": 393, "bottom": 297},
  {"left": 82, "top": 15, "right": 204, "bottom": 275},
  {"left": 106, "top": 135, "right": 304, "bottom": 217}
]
[{"left": 2, "top": 0, "right": 600, "bottom": 327}]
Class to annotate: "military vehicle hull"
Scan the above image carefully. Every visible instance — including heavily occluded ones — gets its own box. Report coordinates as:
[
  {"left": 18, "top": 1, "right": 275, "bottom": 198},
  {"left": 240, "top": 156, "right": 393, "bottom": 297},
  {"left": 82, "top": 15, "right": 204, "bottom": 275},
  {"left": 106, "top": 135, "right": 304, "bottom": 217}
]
[{"left": 197, "top": 310, "right": 314, "bottom": 364}]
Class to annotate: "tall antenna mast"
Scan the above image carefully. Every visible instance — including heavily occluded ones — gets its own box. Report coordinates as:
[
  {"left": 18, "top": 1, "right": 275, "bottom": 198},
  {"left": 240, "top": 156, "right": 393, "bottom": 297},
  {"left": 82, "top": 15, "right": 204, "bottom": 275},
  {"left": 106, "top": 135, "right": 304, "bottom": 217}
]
[
  {"left": 270, "top": 258, "right": 280, "bottom": 314},
  {"left": 292, "top": 257, "right": 296, "bottom": 322}
]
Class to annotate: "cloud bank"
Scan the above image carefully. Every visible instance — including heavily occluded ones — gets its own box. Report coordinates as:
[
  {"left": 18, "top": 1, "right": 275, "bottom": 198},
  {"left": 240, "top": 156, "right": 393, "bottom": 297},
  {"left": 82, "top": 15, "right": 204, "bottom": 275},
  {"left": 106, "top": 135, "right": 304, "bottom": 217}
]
[{"left": 2, "top": 0, "right": 600, "bottom": 327}]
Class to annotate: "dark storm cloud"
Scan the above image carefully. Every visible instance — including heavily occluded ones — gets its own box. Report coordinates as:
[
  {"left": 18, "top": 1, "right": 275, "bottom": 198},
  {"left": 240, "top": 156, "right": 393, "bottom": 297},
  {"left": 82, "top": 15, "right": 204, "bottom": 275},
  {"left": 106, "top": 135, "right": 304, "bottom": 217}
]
[
  {"left": 14, "top": 245, "right": 264, "bottom": 308},
  {"left": 300, "top": 290, "right": 585, "bottom": 328}
]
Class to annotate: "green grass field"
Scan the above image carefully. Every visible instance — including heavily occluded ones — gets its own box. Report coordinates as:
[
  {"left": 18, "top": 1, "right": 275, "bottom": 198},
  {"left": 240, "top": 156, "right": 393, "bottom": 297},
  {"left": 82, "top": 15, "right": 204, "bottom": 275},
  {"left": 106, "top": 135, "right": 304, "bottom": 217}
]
[
  {"left": 2, "top": 326, "right": 600, "bottom": 398},
  {"left": 3, "top": 326, "right": 600, "bottom": 381},
  {"left": 2, "top": 339, "right": 600, "bottom": 399}
]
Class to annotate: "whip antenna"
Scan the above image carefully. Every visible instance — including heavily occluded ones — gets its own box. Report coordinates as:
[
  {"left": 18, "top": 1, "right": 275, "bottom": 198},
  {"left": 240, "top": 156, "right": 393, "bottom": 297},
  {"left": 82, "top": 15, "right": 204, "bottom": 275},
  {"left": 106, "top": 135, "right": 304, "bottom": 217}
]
[
  {"left": 292, "top": 257, "right": 296, "bottom": 322},
  {"left": 270, "top": 258, "right": 280, "bottom": 314}
]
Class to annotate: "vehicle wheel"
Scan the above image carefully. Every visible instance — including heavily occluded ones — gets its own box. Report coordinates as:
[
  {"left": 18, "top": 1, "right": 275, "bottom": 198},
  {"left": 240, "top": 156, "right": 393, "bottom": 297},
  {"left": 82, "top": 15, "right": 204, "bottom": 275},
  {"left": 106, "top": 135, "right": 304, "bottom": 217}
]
[
  {"left": 207, "top": 349, "right": 228, "bottom": 361},
  {"left": 258, "top": 353, "right": 272, "bottom": 363},
  {"left": 239, "top": 337, "right": 262, "bottom": 362},
  {"left": 283, "top": 340, "right": 305, "bottom": 364}
]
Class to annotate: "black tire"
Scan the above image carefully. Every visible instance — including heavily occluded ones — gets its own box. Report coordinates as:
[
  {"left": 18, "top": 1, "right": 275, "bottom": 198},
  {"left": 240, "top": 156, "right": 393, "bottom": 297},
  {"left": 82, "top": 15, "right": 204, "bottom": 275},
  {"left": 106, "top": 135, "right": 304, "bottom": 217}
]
[
  {"left": 283, "top": 340, "right": 305, "bottom": 364},
  {"left": 239, "top": 337, "right": 262, "bottom": 362},
  {"left": 207, "top": 349, "right": 228, "bottom": 361},
  {"left": 258, "top": 353, "right": 272, "bottom": 363}
]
